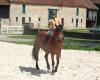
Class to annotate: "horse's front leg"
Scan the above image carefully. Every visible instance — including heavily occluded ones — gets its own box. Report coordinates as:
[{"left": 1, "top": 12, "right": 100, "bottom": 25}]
[
  {"left": 35, "top": 47, "right": 40, "bottom": 70},
  {"left": 45, "top": 53, "right": 50, "bottom": 70},
  {"left": 55, "top": 54, "right": 60, "bottom": 72},
  {"left": 51, "top": 54, "right": 55, "bottom": 73}
]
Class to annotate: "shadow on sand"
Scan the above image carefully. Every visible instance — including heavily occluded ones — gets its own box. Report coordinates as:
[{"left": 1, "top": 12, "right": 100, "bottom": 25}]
[{"left": 19, "top": 66, "right": 50, "bottom": 76}]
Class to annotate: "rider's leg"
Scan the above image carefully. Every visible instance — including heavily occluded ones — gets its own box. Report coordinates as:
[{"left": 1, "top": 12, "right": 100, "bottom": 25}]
[{"left": 44, "top": 31, "right": 51, "bottom": 44}]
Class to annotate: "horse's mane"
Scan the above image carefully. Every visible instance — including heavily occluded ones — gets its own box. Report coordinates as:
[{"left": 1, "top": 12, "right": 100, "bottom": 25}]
[{"left": 52, "top": 24, "right": 63, "bottom": 45}]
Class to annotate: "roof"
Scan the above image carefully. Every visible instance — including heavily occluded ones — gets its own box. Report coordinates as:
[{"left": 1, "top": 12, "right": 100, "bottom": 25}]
[
  {"left": 0, "top": 0, "right": 9, "bottom": 5},
  {"left": 10, "top": 0, "right": 98, "bottom": 10},
  {"left": 90, "top": 0, "right": 100, "bottom": 4},
  {"left": 83, "top": 0, "right": 99, "bottom": 9}
]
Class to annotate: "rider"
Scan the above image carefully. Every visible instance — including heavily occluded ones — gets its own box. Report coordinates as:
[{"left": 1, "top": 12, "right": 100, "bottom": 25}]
[
  {"left": 44, "top": 11, "right": 62, "bottom": 44},
  {"left": 49, "top": 11, "right": 62, "bottom": 31}
]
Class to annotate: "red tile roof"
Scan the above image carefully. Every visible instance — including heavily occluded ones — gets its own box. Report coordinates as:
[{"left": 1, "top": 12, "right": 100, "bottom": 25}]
[
  {"left": 0, "top": 0, "right": 9, "bottom": 5},
  {"left": 10, "top": 0, "right": 98, "bottom": 10}
]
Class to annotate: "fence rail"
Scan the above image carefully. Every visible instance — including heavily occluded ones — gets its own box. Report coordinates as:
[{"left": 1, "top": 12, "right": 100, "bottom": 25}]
[{"left": 0, "top": 25, "right": 23, "bottom": 34}]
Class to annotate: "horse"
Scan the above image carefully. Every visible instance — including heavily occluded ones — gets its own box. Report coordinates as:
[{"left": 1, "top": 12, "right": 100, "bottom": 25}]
[{"left": 32, "top": 25, "right": 64, "bottom": 73}]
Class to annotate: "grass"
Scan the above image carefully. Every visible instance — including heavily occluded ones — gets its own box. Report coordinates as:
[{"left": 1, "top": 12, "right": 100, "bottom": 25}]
[
  {"left": 64, "top": 29, "right": 89, "bottom": 33},
  {"left": 63, "top": 37, "right": 100, "bottom": 51},
  {"left": 8, "top": 35, "right": 36, "bottom": 39},
  {"left": 62, "top": 44, "right": 100, "bottom": 51},
  {"left": 7, "top": 35, "right": 100, "bottom": 51},
  {"left": 8, "top": 35, "right": 35, "bottom": 45},
  {"left": 9, "top": 41, "right": 34, "bottom": 45},
  {"left": 64, "top": 37, "right": 100, "bottom": 43}
]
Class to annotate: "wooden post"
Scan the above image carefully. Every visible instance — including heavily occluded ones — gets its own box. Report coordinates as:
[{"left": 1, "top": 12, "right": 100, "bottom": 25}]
[
  {"left": 61, "top": 18, "right": 64, "bottom": 26},
  {"left": 38, "top": 17, "right": 41, "bottom": 34}
]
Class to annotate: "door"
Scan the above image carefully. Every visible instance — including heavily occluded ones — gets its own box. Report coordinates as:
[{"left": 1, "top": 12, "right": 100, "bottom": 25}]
[
  {"left": 22, "top": 17, "right": 25, "bottom": 24},
  {"left": 48, "top": 9, "right": 57, "bottom": 20}
]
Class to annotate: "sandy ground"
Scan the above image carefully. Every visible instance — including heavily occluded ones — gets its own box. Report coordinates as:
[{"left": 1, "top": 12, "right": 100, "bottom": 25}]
[{"left": 0, "top": 42, "right": 100, "bottom": 80}]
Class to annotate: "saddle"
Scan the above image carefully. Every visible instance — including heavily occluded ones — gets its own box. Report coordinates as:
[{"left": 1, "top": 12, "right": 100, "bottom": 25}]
[{"left": 43, "top": 31, "right": 54, "bottom": 45}]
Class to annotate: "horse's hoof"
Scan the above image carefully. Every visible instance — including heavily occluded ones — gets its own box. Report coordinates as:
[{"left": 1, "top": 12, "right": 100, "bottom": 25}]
[
  {"left": 52, "top": 70, "right": 55, "bottom": 73},
  {"left": 36, "top": 64, "right": 40, "bottom": 69},
  {"left": 47, "top": 68, "right": 50, "bottom": 71},
  {"left": 54, "top": 69, "right": 57, "bottom": 72},
  {"left": 36, "top": 66, "right": 40, "bottom": 69},
  {"left": 51, "top": 72, "right": 54, "bottom": 75},
  {"left": 47, "top": 66, "right": 50, "bottom": 70},
  {"left": 54, "top": 68, "right": 57, "bottom": 72},
  {"left": 36, "top": 67, "right": 40, "bottom": 70},
  {"left": 51, "top": 71, "right": 55, "bottom": 75}
]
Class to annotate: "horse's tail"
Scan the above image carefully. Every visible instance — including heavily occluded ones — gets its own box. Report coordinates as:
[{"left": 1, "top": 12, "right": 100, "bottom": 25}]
[{"left": 32, "top": 41, "right": 40, "bottom": 61}]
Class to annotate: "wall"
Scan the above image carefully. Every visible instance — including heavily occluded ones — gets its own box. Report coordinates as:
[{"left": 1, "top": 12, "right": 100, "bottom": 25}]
[
  {"left": 58, "top": 7, "right": 86, "bottom": 29},
  {"left": 10, "top": 3, "right": 87, "bottom": 29}
]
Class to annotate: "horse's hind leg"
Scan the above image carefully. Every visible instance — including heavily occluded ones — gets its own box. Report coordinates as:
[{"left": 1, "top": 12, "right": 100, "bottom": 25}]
[
  {"left": 45, "top": 53, "right": 50, "bottom": 70},
  {"left": 36, "top": 59, "right": 39, "bottom": 69},
  {"left": 34, "top": 46, "right": 40, "bottom": 69},
  {"left": 51, "top": 54, "right": 55, "bottom": 73},
  {"left": 36, "top": 48, "right": 40, "bottom": 69},
  {"left": 55, "top": 54, "right": 60, "bottom": 72}
]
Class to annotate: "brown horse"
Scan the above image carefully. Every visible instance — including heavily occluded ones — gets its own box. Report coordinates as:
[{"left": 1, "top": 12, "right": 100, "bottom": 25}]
[{"left": 32, "top": 25, "right": 64, "bottom": 73}]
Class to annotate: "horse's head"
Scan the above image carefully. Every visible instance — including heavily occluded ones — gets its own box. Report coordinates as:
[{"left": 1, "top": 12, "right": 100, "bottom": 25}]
[
  {"left": 56, "top": 24, "right": 63, "bottom": 32},
  {"left": 53, "top": 24, "right": 64, "bottom": 43}
]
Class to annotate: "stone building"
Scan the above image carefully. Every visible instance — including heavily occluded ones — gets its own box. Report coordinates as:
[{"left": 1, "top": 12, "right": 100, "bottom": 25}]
[
  {"left": 0, "top": 0, "right": 98, "bottom": 29},
  {"left": 90, "top": 0, "right": 100, "bottom": 26}
]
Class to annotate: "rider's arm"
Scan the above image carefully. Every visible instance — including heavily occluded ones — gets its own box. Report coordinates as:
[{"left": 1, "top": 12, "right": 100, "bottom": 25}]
[
  {"left": 48, "top": 20, "right": 55, "bottom": 29},
  {"left": 56, "top": 18, "right": 62, "bottom": 25}
]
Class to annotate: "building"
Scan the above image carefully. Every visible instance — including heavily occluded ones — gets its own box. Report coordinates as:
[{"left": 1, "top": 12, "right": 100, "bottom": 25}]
[
  {"left": 90, "top": 0, "right": 100, "bottom": 26},
  {"left": 0, "top": 0, "right": 98, "bottom": 29}
]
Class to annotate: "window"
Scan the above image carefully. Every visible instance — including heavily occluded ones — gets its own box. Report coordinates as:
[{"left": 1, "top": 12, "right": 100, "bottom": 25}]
[
  {"left": 72, "top": 18, "right": 73, "bottom": 23},
  {"left": 76, "top": 8, "right": 79, "bottom": 16},
  {"left": 38, "top": 17, "right": 41, "bottom": 22},
  {"left": 76, "top": 19, "right": 78, "bottom": 27},
  {"left": 16, "top": 17, "right": 18, "bottom": 22},
  {"left": 48, "top": 9, "right": 57, "bottom": 20},
  {"left": 22, "top": 4, "right": 26, "bottom": 13},
  {"left": 81, "top": 19, "right": 82, "bottom": 23},
  {"left": 29, "top": 17, "right": 31, "bottom": 22},
  {"left": 87, "top": 10, "right": 89, "bottom": 19},
  {"left": 61, "top": 18, "right": 64, "bottom": 25}
]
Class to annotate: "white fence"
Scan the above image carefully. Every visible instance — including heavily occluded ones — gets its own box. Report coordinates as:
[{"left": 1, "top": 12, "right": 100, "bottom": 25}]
[{"left": 0, "top": 25, "right": 23, "bottom": 34}]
